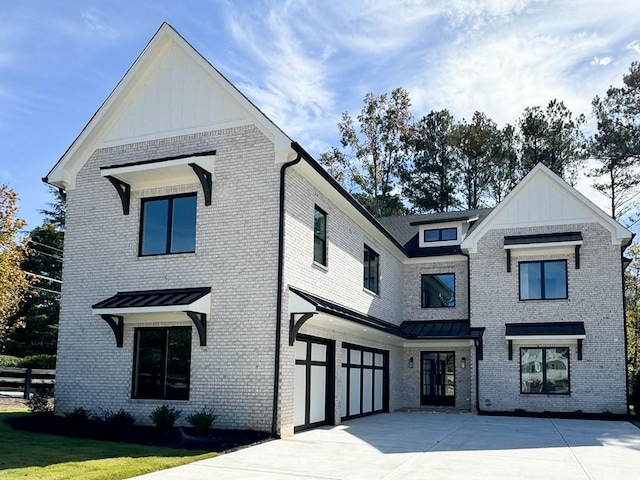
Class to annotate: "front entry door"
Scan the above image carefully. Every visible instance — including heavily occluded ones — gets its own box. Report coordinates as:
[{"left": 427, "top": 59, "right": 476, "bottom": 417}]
[{"left": 421, "top": 352, "right": 455, "bottom": 406}]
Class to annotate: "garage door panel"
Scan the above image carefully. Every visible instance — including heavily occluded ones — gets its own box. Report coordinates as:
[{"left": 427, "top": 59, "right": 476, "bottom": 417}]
[{"left": 341, "top": 343, "right": 388, "bottom": 420}]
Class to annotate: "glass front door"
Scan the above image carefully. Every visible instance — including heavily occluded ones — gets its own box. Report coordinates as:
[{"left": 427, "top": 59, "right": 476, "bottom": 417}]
[{"left": 421, "top": 352, "right": 455, "bottom": 406}]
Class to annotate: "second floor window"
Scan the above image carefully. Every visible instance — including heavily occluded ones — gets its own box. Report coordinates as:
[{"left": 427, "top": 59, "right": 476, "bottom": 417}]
[
  {"left": 314, "top": 206, "right": 327, "bottom": 266},
  {"left": 140, "top": 193, "right": 197, "bottom": 256},
  {"left": 422, "top": 273, "right": 455, "bottom": 308},
  {"left": 519, "top": 260, "right": 567, "bottom": 300},
  {"left": 424, "top": 227, "right": 457, "bottom": 242},
  {"left": 363, "top": 245, "right": 379, "bottom": 294}
]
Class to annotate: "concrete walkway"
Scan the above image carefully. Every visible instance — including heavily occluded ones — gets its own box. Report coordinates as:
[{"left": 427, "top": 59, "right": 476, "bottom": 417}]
[{"left": 130, "top": 413, "right": 640, "bottom": 480}]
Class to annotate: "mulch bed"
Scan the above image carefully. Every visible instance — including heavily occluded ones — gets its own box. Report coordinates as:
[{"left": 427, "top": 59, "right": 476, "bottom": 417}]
[{"left": 4, "top": 414, "right": 273, "bottom": 452}]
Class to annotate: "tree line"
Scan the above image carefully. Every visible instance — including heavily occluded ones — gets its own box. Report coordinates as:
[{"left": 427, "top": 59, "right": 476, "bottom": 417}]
[{"left": 321, "top": 62, "right": 640, "bottom": 221}]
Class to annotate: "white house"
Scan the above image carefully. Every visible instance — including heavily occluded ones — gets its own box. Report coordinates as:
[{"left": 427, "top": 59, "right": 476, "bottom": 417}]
[{"left": 45, "top": 24, "right": 632, "bottom": 437}]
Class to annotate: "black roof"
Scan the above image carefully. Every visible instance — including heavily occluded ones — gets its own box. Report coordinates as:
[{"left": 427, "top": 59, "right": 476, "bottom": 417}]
[
  {"left": 504, "top": 232, "right": 582, "bottom": 246},
  {"left": 505, "top": 322, "right": 585, "bottom": 336},
  {"left": 290, "top": 287, "right": 484, "bottom": 340},
  {"left": 92, "top": 287, "right": 211, "bottom": 309},
  {"left": 401, "top": 320, "right": 484, "bottom": 339},
  {"left": 377, "top": 208, "right": 493, "bottom": 258}
]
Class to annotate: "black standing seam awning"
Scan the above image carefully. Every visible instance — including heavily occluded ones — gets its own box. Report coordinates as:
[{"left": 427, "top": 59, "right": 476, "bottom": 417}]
[
  {"left": 92, "top": 287, "right": 211, "bottom": 347},
  {"left": 504, "top": 232, "right": 583, "bottom": 246},
  {"left": 505, "top": 322, "right": 586, "bottom": 360},
  {"left": 288, "top": 287, "right": 484, "bottom": 346}
]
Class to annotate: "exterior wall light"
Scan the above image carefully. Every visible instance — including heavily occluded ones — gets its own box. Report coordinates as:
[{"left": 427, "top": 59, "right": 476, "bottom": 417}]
[
  {"left": 409, "top": 356, "right": 414, "bottom": 369},
  {"left": 461, "top": 357, "right": 466, "bottom": 369}
]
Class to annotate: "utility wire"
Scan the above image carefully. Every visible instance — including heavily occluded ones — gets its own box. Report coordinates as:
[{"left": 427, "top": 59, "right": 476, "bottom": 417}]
[
  {"left": 28, "top": 240, "right": 63, "bottom": 254},
  {"left": 29, "top": 249, "right": 63, "bottom": 261},
  {"left": 29, "top": 285, "right": 61, "bottom": 295},
  {"left": 25, "top": 272, "right": 62, "bottom": 284}
]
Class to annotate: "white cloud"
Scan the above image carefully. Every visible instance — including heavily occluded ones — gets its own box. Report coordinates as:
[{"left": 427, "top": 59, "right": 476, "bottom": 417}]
[
  {"left": 590, "top": 56, "right": 613, "bottom": 66},
  {"left": 627, "top": 40, "right": 640, "bottom": 54}
]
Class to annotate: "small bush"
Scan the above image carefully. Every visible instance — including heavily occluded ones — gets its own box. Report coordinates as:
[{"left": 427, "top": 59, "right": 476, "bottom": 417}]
[
  {"left": 150, "top": 404, "right": 181, "bottom": 430},
  {"left": 0, "top": 355, "right": 21, "bottom": 367},
  {"left": 186, "top": 407, "right": 218, "bottom": 435},
  {"left": 513, "top": 408, "right": 526, "bottom": 414},
  {"left": 65, "top": 406, "right": 93, "bottom": 423},
  {"left": 26, "top": 388, "right": 53, "bottom": 414},
  {"left": 19, "top": 354, "right": 56, "bottom": 369},
  {"left": 102, "top": 408, "right": 136, "bottom": 428}
]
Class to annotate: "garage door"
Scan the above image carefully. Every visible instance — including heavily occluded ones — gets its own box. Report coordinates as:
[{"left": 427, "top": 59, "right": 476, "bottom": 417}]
[
  {"left": 294, "top": 335, "right": 335, "bottom": 432},
  {"left": 340, "top": 343, "right": 389, "bottom": 420}
]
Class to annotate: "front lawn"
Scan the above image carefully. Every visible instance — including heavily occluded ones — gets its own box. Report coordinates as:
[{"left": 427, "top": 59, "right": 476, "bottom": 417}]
[{"left": 0, "top": 408, "right": 217, "bottom": 480}]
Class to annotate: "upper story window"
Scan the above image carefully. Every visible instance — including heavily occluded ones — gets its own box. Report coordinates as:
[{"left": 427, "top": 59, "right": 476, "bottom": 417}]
[
  {"left": 422, "top": 273, "right": 455, "bottom": 308},
  {"left": 132, "top": 326, "right": 192, "bottom": 400},
  {"left": 519, "top": 260, "right": 567, "bottom": 300},
  {"left": 424, "top": 227, "right": 457, "bottom": 243},
  {"left": 140, "top": 193, "right": 197, "bottom": 256},
  {"left": 363, "top": 245, "right": 379, "bottom": 294},
  {"left": 314, "top": 206, "right": 327, "bottom": 266}
]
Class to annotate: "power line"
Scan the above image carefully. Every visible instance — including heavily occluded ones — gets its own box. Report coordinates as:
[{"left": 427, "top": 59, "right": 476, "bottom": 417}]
[
  {"left": 25, "top": 272, "right": 62, "bottom": 284},
  {"left": 29, "top": 285, "right": 61, "bottom": 295},
  {"left": 29, "top": 249, "right": 63, "bottom": 261},
  {"left": 28, "top": 240, "right": 63, "bottom": 254}
]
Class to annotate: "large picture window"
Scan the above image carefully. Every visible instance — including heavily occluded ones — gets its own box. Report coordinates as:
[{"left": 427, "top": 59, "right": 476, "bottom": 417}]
[
  {"left": 140, "top": 193, "right": 197, "bottom": 256},
  {"left": 520, "top": 347, "right": 569, "bottom": 394},
  {"left": 421, "top": 274, "right": 455, "bottom": 308},
  {"left": 132, "top": 327, "right": 192, "bottom": 400},
  {"left": 363, "top": 245, "right": 379, "bottom": 294},
  {"left": 519, "top": 260, "right": 567, "bottom": 300},
  {"left": 314, "top": 206, "right": 327, "bottom": 266}
]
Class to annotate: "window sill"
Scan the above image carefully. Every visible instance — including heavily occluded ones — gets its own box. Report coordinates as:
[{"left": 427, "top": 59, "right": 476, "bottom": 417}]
[
  {"left": 421, "top": 306, "right": 456, "bottom": 309},
  {"left": 137, "top": 252, "right": 197, "bottom": 260},
  {"left": 363, "top": 288, "right": 379, "bottom": 298},
  {"left": 312, "top": 261, "right": 328, "bottom": 272},
  {"left": 128, "top": 398, "right": 191, "bottom": 403},
  {"left": 519, "top": 298, "right": 569, "bottom": 302}
]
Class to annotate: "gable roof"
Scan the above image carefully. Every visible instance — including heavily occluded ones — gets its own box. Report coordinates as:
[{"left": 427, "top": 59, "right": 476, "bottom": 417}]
[
  {"left": 44, "top": 23, "right": 294, "bottom": 189},
  {"left": 461, "top": 163, "right": 632, "bottom": 253}
]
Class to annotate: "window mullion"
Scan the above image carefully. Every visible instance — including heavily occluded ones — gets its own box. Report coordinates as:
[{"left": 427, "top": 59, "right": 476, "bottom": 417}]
[{"left": 162, "top": 330, "right": 169, "bottom": 399}]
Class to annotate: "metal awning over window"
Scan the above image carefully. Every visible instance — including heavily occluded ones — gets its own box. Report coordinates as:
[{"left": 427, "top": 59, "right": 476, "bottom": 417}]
[
  {"left": 401, "top": 320, "right": 484, "bottom": 340},
  {"left": 100, "top": 151, "right": 215, "bottom": 214},
  {"left": 505, "top": 322, "right": 585, "bottom": 360},
  {"left": 504, "top": 232, "right": 583, "bottom": 271},
  {"left": 92, "top": 287, "right": 211, "bottom": 347}
]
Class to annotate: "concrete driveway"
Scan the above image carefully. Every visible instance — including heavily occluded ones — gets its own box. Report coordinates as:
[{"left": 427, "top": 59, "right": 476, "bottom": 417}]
[{"left": 130, "top": 413, "right": 640, "bottom": 480}]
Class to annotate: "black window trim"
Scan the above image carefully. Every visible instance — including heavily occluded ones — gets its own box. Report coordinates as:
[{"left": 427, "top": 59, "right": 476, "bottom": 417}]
[
  {"left": 138, "top": 192, "right": 197, "bottom": 257},
  {"left": 421, "top": 273, "right": 456, "bottom": 308},
  {"left": 519, "top": 346, "right": 571, "bottom": 395},
  {"left": 423, "top": 227, "right": 458, "bottom": 243},
  {"left": 363, "top": 244, "right": 380, "bottom": 295},
  {"left": 131, "top": 326, "right": 192, "bottom": 400},
  {"left": 518, "top": 259, "right": 568, "bottom": 301},
  {"left": 313, "top": 205, "right": 327, "bottom": 267}
]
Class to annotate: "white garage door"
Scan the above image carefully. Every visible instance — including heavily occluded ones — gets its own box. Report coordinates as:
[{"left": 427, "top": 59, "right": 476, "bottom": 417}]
[
  {"left": 294, "top": 336, "right": 334, "bottom": 431},
  {"left": 340, "top": 343, "right": 388, "bottom": 419}
]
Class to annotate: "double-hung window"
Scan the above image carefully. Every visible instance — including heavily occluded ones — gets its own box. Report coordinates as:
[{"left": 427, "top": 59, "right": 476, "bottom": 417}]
[
  {"left": 140, "top": 193, "right": 197, "bottom": 256},
  {"left": 363, "top": 245, "right": 379, "bottom": 294},
  {"left": 520, "top": 347, "right": 569, "bottom": 394},
  {"left": 421, "top": 274, "right": 455, "bottom": 308},
  {"left": 519, "top": 260, "right": 567, "bottom": 300},
  {"left": 132, "top": 327, "right": 192, "bottom": 400},
  {"left": 314, "top": 206, "right": 327, "bottom": 266}
]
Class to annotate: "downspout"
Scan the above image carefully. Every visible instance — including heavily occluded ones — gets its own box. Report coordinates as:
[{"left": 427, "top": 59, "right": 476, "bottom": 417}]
[
  {"left": 271, "top": 149, "right": 302, "bottom": 436},
  {"left": 461, "top": 250, "right": 481, "bottom": 413}
]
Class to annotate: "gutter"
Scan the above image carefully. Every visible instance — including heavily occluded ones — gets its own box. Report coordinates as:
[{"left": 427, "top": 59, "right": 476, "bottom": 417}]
[{"left": 271, "top": 148, "right": 302, "bottom": 436}]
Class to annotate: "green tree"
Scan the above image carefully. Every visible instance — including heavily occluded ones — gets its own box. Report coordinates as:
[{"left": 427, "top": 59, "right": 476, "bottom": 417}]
[
  {"left": 588, "top": 62, "right": 640, "bottom": 220},
  {"left": 451, "top": 111, "right": 500, "bottom": 209},
  {"left": 0, "top": 185, "right": 32, "bottom": 344},
  {"left": 486, "top": 124, "right": 521, "bottom": 205},
  {"left": 325, "top": 87, "right": 412, "bottom": 217},
  {"left": 401, "top": 110, "right": 460, "bottom": 213},
  {"left": 519, "top": 100, "right": 586, "bottom": 183},
  {"left": 625, "top": 244, "right": 640, "bottom": 409},
  {"left": 2, "top": 187, "right": 64, "bottom": 356}
]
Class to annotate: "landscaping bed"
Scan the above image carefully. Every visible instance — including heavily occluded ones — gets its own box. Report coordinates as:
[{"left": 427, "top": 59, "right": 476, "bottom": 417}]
[{"left": 6, "top": 413, "right": 272, "bottom": 452}]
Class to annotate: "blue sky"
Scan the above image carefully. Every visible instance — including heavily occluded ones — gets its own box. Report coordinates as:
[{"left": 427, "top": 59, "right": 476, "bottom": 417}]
[{"left": 1, "top": 0, "right": 639, "bottom": 229}]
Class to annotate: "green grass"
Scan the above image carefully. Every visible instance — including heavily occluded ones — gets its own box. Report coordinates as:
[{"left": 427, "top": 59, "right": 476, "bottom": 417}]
[{"left": 0, "top": 408, "right": 217, "bottom": 480}]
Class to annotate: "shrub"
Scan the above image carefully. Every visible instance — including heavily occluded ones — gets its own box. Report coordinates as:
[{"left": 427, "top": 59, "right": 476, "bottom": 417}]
[
  {"left": 102, "top": 408, "right": 136, "bottom": 429},
  {"left": 65, "top": 406, "right": 93, "bottom": 423},
  {"left": 18, "top": 354, "right": 56, "bottom": 369},
  {"left": 186, "top": 407, "right": 218, "bottom": 436},
  {"left": 0, "top": 355, "right": 21, "bottom": 367},
  {"left": 26, "top": 388, "right": 53, "bottom": 414},
  {"left": 632, "top": 371, "right": 640, "bottom": 414},
  {"left": 150, "top": 404, "right": 181, "bottom": 430}
]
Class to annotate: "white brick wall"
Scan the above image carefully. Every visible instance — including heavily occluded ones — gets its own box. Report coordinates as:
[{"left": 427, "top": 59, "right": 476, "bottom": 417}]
[
  {"left": 470, "top": 223, "right": 627, "bottom": 414},
  {"left": 56, "top": 125, "right": 281, "bottom": 430}
]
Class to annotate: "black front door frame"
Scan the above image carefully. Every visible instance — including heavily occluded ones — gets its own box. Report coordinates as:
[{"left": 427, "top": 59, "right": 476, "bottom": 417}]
[{"left": 420, "top": 351, "right": 455, "bottom": 406}]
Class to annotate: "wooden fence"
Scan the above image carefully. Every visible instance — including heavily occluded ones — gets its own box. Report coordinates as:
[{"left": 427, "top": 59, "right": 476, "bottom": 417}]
[{"left": 0, "top": 367, "right": 55, "bottom": 399}]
